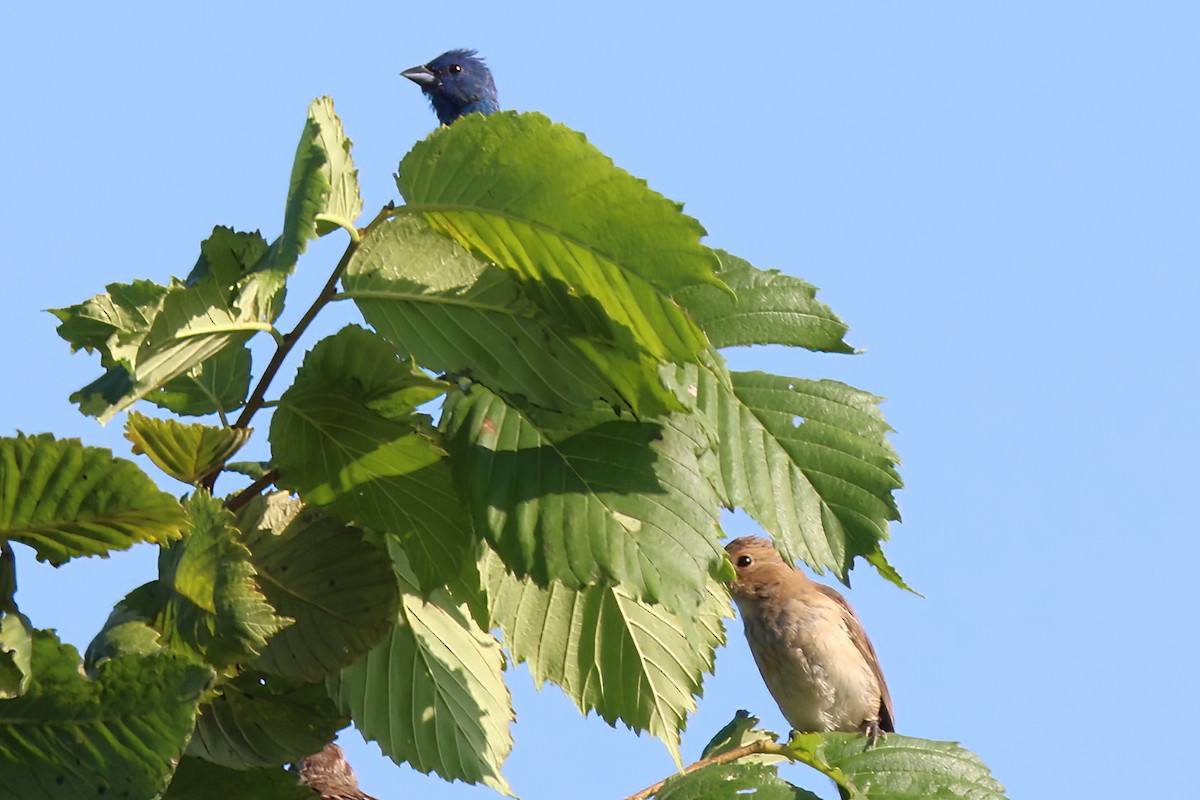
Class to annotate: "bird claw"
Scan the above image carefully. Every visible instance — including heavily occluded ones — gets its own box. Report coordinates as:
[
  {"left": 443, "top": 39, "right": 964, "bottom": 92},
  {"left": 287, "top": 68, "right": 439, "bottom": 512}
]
[{"left": 860, "top": 720, "right": 886, "bottom": 749}]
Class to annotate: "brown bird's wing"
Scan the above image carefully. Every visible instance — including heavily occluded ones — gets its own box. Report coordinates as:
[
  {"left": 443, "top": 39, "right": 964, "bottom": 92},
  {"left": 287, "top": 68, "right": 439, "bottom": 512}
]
[
  {"left": 295, "top": 743, "right": 379, "bottom": 800},
  {"left": 813, "top": 584, "right": 895, "bottom": 732}
]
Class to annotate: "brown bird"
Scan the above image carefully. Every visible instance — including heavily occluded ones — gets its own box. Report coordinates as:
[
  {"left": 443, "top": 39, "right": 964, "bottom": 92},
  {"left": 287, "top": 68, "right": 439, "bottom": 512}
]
[
  {"left": 294, "top": 742, "right": 378, "bottom": 800},
  {"left": 725, "top": 536, "right": 894, "bottom": 742}
]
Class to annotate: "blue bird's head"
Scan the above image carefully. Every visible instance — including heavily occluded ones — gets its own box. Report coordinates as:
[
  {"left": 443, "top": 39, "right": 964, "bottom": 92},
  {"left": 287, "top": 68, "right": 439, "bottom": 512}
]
[{"left": 402, "top": 49, "right": 499, "bottom": 126}]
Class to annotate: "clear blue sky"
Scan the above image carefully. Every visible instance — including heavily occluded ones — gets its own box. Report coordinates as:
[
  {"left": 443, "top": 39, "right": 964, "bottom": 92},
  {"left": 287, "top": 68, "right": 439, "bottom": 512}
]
[{"left": 3, "top": 3, "right": 1197, "bottom": 798}]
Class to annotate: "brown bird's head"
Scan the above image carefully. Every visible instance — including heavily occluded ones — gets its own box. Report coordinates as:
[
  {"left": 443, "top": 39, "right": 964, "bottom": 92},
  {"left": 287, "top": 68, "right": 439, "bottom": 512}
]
[{"left": 725, "top": 536, "right": 800, "bottom": 600}]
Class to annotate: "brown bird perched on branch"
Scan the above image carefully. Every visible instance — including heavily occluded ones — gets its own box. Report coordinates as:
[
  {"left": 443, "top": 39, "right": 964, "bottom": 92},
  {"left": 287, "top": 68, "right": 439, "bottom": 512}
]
[
  {"left": 725, "top": 536, "right": 894, "bottom": 742},
  {"left": 294, "top": 742, "right": 378, "bottom": 800}
]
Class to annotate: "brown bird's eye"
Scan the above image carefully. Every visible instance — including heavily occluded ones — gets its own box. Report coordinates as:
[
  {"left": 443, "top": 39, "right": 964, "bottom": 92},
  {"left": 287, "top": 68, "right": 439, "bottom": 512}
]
[
  {"left": 737, "top": 555, "right": 753, "bottom": 567},
  {"left": 449, "top": 63, "right": 463, "bottom": 73}
]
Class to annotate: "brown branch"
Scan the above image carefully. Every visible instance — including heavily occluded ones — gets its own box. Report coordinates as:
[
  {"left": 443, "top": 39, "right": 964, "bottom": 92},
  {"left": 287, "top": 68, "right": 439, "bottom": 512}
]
[
  {"left": 223, "top": 468, "right": 280, "bottom": 513},
  {"left": 623, "top": 738, "right": 790, "bottom": 800}
]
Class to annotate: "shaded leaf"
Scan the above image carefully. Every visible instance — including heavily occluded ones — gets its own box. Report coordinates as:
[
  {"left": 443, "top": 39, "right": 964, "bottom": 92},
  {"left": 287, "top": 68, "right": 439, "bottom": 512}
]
[
  {"left": 0, "top": 433, "right": 186, "bottom": 565},
  {"left": 164, "top": 757, "right": 319, "bottom": 800},
  {"left": 125, "top": 411, "right": 252, "bottom": 485},
  {"left": 701, "top": 710, "right": 784, "bottom": 763},
  {"left": 226, "top": 460, "right": 271, "bottom": 480},
  {"left": 237, "top": 492, "right": 400, "bottom": 681},
  {"left": 443, "top": 386, "right": 724, "bottom": 615},
  {"left": 84, "top": 611, "right": 163, "bottom": 673},
  {"left": 0, "top": 631, "right": 211, "bottom": 800},
  {"left": 330, "top": 544, "right": 513, "bottom": 794},
  {"left": 654, "top": 762, "right": 821, "bottom": 800},
  {"left": 270, "top": 326, "right": 474, "bottom": 594},
  {"left": 188, "top": 670, "right": 347, "bottom": 768},
  {"left": 676, "top": 249, "right": 854, "bottom": 353},
  {"left": 487, "top": 554, "right": 729, "bottom": 764},
  {"left": 104, "top": 493, "right": 290, "bottom": 670},
  {"left": 148, "top": 344, "right": 253, "bottom": 416}
]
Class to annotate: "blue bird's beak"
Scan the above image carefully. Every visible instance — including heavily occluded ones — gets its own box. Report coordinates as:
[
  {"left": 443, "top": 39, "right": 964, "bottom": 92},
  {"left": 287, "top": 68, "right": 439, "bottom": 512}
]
[{"left": 401, "top": 65, "right": 436, "bottom": 86}]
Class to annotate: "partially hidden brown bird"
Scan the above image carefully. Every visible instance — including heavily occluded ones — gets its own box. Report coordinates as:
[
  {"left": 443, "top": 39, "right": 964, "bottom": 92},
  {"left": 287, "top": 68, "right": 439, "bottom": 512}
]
[
  {"left": 725, "top": 536, "right": 894, "bottom": 742},
  {"left": 294, "top": 742, "right": 378, "bottom": 800}
]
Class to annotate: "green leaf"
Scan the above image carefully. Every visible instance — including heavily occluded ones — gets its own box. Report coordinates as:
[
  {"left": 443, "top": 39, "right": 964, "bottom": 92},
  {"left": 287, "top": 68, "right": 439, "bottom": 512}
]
[
  {"left": 0, "top": 433, "right": 187, "bottom": 565},
  {"left": 343, "top": 213, "right": 680, "bottom": 416},
  {"left": 676, "top": 250, "right": 854, "bottom": 353},
  {"left": 51, "top": 278, "right": 169, "bottom": 354},
  {"left": 164, "top": 757, "right": 320, "bottom": 800},
  {"left": 270, "top": 96, "right": 362, "bottom": 275},
  {"left": 124, "top": 412, "right": 252, "bottom": 485},
  {"left": 395, "top": 112, "right": 725, "bottom": 413},
  {"left": 148, "top": 344, "right": 253, "bottom": 416},
  {"left": 0, "top": 613, "right": 31, "bottom": 700},
  {"left": 52, "top": 227, "right": 282, "bottom": 423},
  {"left": 270, "top": 326, "right": 475, "bottom": 594},
  {"left": 673, "top": 365, "right": 904, "bottom": 585},
  {"left": 0, "top": 631, "right": 211, "bottom": 800},
  {"left": 236, "top": 492, "right": 400, "bottom": 681},
  {"left": 654, "top": 762, "right": 821, "bottom": 800},
  {"left": 487, "top": 555, "right": 729, "bottom": 764},
  {"left": 184, "top": 225, "right": 273, "bottom": 287},
  {"left": 105, "top": 493, "right": 291, "bottom": 669},
  {"left": 331, "top": 544, "right": 513, "bottom": 795},
  {"left": 84, "top": 609, "right": 163, "bottom": 672},
  {"left": 701, "top": 710, "right": 785, "bottom": 762},
  {"left": 225, "top": 460, "right": 271, "bottom": 480},
  {"left": 790, "top": 732, "right": 1009, "bottom": 800},
  {"left": 399, "top": 112, "right": 721, "bottom": 294},
  {"left": 64, "top": 278, "right": 268, "bottom": 423},
  {"left": 0, "top": 543, "right": 31, "bottom": 700},
  {"left": 188, "top": 670, "right": 347, "bottom": 768},
  {"left": 442, "top": 386, "right": 725, "bottom": 615}
]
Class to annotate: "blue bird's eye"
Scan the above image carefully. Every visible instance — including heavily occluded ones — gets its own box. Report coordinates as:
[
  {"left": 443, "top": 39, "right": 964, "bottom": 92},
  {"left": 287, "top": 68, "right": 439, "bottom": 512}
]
[{"left": 449, "top": 63, "right": 463, "bottom": 74}]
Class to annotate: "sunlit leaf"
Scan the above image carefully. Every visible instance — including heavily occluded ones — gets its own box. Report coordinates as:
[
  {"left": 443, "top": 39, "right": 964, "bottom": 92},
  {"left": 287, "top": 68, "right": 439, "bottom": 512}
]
[
  {"left": 670, "top": 364, "right": 905, "bottom": 586},
  {"left": 0, "top": 433, "right": 186, "bottom": 565},
  {"left": 270, "top": 326, "right": 474, "bottom": 594},
  {"left": 789, "top": 732, "right": 1009, "bottom": 800},
  {"left": 331, "top": 544, "right": 512, "bottom": 794},
  {"left": 676, "top": 249, "right": 853, "bottom": 353},
  {"left": 344, "top": 213, "right": 679, "bottom": 415},
  {"left": 124, "top": 412, "right": 251, "bottom": 485},
  {"left": 487, "top": 554, "right": 729, "bottom": 764}
]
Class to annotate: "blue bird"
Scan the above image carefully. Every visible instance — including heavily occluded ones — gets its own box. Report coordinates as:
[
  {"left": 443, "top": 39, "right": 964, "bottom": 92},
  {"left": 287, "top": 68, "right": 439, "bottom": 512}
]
[{"left": 402, "top": 49, "right": 499, "bottom": 126}]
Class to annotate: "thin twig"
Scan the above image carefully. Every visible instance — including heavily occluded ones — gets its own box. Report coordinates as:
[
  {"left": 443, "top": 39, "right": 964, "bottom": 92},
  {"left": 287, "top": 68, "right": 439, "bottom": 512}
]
[
  {"left": 623, "top": 739, "right": 790, "bottom": 800},
  {"left": 223, "top": 468, "right": 281, "bottom": 513}
]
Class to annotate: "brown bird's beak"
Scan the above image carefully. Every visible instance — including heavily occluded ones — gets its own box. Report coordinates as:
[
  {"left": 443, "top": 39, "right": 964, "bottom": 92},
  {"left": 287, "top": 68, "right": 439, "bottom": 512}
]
[{"left": 401, "top": 64, "right": 436, "bottom": 86}]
